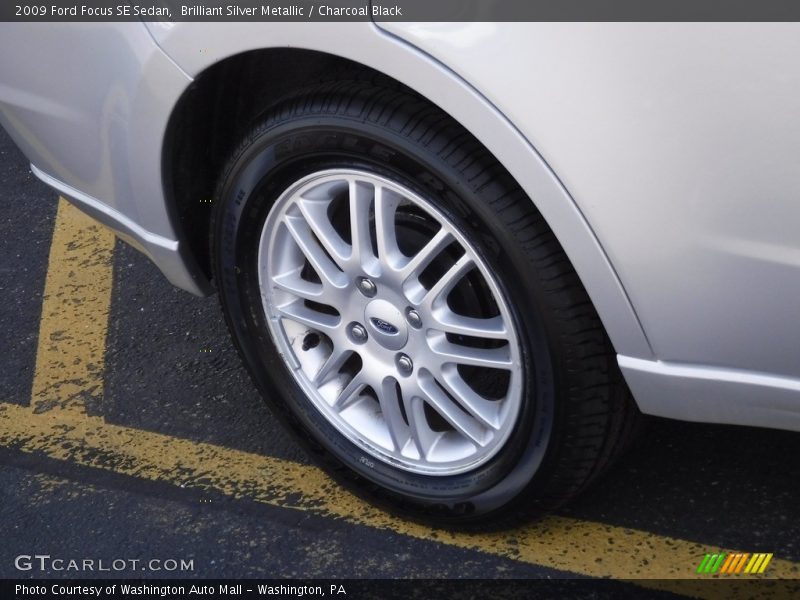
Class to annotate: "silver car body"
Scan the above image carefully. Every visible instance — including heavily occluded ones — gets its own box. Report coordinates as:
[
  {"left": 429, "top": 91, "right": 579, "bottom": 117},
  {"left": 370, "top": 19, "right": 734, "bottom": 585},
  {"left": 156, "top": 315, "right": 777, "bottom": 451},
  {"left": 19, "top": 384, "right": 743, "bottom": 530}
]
[{"left": 2, "top": 21, "right": 799, "bottom": 432}]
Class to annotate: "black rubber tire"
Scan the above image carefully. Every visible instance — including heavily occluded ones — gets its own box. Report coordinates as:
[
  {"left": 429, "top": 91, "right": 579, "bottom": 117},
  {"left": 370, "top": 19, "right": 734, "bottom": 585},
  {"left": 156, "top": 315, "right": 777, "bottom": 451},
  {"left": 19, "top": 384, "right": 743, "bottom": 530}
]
[{"left": 211, "top": 80, "right": 642, "bottom": 527}]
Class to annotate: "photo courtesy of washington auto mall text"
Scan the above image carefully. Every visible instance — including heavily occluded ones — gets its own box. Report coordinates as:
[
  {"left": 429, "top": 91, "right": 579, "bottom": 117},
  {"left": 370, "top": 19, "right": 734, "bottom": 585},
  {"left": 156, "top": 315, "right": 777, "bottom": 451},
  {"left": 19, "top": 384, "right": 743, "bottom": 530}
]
[{"left": 15, "top": 583, "right": 348, "bottom": 598}]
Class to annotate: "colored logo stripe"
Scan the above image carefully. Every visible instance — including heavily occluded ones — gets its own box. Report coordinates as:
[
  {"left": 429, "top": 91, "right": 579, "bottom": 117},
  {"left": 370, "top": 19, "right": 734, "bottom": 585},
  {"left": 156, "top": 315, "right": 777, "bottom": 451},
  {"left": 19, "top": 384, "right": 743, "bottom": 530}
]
[
  {"left": 697, "top": 553, "right": 726, "bottom": 573},
  {"left": 722, "top": 553, "right": 748, "bottom": 573},
  {"left": 746, "top": 553, "right": 773, "bottom": 574},
  {"left": 699, "top": 552, "right": 774, "bottom": 574},
  {"left": 719, "top": 553, "right": 735, "bottom": 573}
]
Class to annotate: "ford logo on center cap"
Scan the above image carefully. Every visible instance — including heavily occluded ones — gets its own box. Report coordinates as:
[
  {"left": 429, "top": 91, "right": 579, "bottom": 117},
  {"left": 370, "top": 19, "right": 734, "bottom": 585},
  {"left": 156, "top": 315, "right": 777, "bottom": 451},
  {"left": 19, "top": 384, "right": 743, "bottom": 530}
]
[{"left": 370, "top": 317, "right": 399, "bottom": 335}]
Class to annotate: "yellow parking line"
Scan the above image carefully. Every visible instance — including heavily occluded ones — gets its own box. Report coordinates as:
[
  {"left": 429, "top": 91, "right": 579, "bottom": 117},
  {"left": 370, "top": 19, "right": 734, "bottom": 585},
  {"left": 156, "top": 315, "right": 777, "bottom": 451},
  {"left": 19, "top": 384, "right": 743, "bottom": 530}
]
[
  {"left": 3, "top": 195, "right": 798, "bottom": 597},
  {"left": 1, "top": 403, "right": 798, "bottom": 596},
  {"left": 30, "top": 198, "right": 115, "bottom": 415}
]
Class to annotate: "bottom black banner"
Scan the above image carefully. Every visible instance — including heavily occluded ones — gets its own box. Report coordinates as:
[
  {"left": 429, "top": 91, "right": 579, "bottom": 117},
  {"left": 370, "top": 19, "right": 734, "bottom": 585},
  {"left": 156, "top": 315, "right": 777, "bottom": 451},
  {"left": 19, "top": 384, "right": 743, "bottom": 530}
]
[{"left": 4, "top": 579, "right": 800, "bottom": 600}]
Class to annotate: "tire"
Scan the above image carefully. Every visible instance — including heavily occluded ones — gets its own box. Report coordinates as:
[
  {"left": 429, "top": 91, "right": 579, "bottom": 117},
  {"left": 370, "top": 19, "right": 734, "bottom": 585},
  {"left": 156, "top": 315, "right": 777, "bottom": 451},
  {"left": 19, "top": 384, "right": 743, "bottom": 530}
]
[{"left": 211, "top": 80, "right": 641, "bottom": 526}]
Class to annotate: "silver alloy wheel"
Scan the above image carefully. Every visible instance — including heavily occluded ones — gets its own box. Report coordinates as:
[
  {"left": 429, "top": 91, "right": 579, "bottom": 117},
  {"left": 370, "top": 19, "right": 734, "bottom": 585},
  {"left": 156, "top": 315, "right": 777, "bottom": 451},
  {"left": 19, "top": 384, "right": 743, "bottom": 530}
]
[{"left": 258, "top": 170, "right": 523, "bottom": 475}]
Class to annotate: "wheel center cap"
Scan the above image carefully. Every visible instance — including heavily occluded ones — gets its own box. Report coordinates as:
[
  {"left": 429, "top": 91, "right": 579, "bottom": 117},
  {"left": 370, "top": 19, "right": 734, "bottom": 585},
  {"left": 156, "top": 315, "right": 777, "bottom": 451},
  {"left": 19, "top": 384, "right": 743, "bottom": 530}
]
[{"left": 364, "top": 299, "right": 407, "bottom": 350}]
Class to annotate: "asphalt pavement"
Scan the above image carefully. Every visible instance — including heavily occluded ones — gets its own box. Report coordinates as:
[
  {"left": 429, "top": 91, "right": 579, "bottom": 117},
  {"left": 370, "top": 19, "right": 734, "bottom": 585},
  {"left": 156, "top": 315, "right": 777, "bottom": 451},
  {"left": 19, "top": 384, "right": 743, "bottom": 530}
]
[{"left": 1, "top": 125, "right": 798, "bottom": 599}]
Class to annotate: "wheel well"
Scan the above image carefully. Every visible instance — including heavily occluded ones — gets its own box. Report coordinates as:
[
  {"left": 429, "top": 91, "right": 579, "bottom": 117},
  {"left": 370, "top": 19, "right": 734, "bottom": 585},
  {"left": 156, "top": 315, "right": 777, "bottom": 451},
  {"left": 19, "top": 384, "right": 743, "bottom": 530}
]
[
  {"left": 161, "top": 46, "right": 649, "bottom": 372},
  {"left": 162, "top": 49, "right": 380, "bottom": 283}
]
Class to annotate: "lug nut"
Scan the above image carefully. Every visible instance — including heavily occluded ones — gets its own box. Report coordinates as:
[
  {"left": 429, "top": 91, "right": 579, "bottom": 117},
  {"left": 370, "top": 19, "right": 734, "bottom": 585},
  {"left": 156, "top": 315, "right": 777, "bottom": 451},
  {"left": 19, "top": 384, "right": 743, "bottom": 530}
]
[
  {"left": 349, "top": 323, "right": 368, "bottom": 343},
  {"left": 357, "top": 277, "right": 377, "bottom": 298},
  {"left": 406, "top": 308, "right": 422, "bottom": 329},
  {"left": 396, "top": 354, "right": 413, "bottom": 376}
]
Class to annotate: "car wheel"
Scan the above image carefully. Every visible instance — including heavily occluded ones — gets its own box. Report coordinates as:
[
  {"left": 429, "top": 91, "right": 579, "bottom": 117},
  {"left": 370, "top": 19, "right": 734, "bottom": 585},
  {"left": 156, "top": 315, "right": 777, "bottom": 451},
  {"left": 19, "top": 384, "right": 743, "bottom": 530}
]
[{"left": 212, "top": 80, "right": 640, "bottom": 525}]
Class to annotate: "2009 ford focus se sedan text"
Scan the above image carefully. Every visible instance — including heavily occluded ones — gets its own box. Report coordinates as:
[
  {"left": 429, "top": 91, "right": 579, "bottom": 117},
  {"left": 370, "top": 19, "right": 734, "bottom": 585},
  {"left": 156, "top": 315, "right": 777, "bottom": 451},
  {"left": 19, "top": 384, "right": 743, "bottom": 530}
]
[{"left": 2, "top": 18, "right": 799, "bottom": 526}]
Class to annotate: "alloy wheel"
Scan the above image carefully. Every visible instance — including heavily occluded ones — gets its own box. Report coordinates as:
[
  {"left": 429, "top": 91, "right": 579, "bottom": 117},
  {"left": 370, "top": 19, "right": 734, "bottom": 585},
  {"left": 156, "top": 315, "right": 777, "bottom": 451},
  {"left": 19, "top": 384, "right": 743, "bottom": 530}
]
[{"left": 258, "top": 170, "right": 523, "bottom": 475}]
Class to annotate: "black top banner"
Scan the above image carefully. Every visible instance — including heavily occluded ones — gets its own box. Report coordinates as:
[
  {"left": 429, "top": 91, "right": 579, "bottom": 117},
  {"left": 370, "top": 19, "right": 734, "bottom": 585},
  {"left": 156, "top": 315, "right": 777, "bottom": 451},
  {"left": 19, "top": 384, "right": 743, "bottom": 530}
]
[{"left": 6, "top": 0, "right": 800, "bottom": 22}]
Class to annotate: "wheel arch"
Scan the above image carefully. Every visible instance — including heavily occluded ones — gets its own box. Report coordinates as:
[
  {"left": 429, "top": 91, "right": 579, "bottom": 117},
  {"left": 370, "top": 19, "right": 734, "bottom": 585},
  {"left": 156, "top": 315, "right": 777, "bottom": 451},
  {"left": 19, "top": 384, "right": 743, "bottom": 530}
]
[{"left": 158, "top": 29, "right": 652, "bottom": 360}]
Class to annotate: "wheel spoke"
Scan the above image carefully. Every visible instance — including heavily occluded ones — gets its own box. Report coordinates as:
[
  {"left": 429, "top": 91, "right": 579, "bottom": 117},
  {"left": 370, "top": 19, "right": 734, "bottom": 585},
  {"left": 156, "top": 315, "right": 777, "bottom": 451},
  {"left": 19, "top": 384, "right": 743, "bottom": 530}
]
[
  {"left": 399, "top": 228, "right": 453, "bottom": 282},
  {"left": 432, "top": 311, "right": 507, "bottom": 340},
  {"left": 313, "top": 346, "right": 352, "bottom": 385},
  {"left": 418, "top": 373, "right": 487, "bottom": 446},
  {"left": 374, "top": 185, "right": 402, "bottom": 266},
  {"left": 275, "top": 301, "right": 339, "bottom": 333},
  {"left": 283, "top": 213, "right": 346, "bottom": 289},
  {"left": 271, "top": 268, "right": 324, "bottom": 301},
  {"left": 438, "top": 365, "right": 502, "bottom": 430},
  {"left": 428, "top": 332, "right": 512, "bottom": 369},
  {"left": 376, "top": 377, "right": 410, "bottom": 452},
  {"left": 295, "top": 197, "right": 350, "bottom": 268},
  {"left": 421, "top": 254, "right": 474, "bottom": 309},
  {"left": 349, "top": 179, "right": 377, "bottom": 271},
  {"left": 405, "top": 395, "right": 439, "bottom": 460},
  {"left": 332, "top": 371, "right": 368, "bottom": 410}
]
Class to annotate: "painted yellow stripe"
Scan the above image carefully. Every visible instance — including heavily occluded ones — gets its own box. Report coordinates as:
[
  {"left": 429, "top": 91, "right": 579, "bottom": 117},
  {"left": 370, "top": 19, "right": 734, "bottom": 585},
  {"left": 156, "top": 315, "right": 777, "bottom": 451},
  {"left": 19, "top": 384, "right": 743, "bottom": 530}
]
[
  {"left": 3, "top": 194, "right": 797, "bottom": 600},
  {"left": 2, "top": 404, "right": 799, "bottom": 593},
  {"left": 30, "top": 198, "right": 115, "bottom": 415},
  {"left": 759, "top": 554, "right": 774, "bottom": 574}
]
